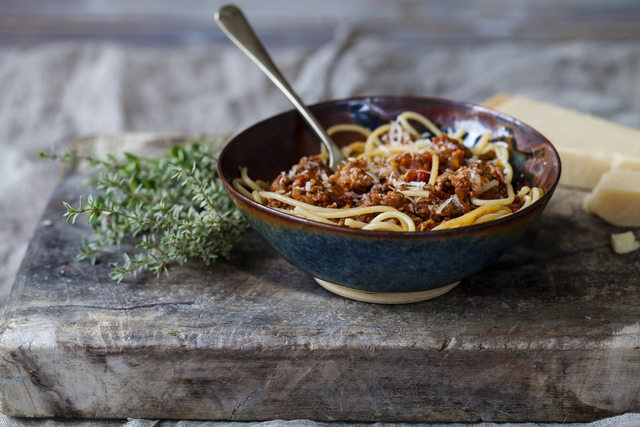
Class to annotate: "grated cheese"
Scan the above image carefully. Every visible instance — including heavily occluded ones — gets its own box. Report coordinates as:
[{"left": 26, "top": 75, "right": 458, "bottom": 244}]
[
  {"left": 435, "top": 197, "right": 453, "bottom": 215},
  {"left": 365, "top": 171, "right": 380, "bottom": 183}
]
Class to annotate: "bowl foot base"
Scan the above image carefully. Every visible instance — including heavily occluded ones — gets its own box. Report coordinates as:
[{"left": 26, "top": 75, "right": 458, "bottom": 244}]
[{"left": 314, "top": 279, "right": 461, "bottom": 304}]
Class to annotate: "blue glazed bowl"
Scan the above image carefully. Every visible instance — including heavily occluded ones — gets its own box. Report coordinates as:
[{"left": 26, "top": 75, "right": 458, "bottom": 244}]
[{"left": 217, "top": 96, "right": 561, "bottom": 303}]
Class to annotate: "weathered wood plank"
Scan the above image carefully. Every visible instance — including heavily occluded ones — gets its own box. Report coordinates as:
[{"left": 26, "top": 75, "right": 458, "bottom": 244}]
[{"left": 1, "top": 139, "right": 639, "bottom": 422}]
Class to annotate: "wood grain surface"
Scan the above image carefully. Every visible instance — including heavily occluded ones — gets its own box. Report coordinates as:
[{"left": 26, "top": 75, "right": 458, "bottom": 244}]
[{"left": 1, "top": 136, "right": 639, "bottom": 422}]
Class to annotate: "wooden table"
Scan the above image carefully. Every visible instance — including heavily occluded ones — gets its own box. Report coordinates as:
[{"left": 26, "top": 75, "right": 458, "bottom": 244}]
[{"left": 1, "top": 136, "right": 639, "bottom": 422}]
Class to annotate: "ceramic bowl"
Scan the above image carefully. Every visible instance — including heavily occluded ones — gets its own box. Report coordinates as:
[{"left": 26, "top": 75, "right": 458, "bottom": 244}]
[{"left": 217, "top": 96, "right": 561, "bottom": 303}]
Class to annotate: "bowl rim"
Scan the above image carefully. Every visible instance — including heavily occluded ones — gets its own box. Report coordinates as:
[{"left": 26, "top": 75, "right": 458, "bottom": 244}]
[{"left": 217, "top": 95, "right": 562, "bottom": 240}]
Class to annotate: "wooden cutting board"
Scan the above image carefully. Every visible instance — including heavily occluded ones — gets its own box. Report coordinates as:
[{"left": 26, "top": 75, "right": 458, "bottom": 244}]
[{"left": 1, "top": 134, "right": 639, "bottom": 423}]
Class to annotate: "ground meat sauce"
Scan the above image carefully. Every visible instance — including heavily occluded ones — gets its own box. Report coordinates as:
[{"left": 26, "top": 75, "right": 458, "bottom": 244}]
[{"left": 268, "top": 134, "right": 526, "bottom": 231}]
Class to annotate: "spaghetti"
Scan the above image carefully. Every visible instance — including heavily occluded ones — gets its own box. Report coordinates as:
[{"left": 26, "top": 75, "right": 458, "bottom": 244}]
[{"left": 233, "top": 111, "right": 543, "bottom": 232}]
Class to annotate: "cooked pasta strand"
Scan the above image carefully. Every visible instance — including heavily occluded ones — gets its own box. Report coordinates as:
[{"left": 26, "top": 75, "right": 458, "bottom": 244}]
[
  {"left": 241, "top": 167, "right": 264, "bottom": 192},
  {"left": 344, "top": 218, "right": 368, "bottom": 228},
  {"left": 233, "top": 177, "right": 253, "bottom": 199},
  {"left": 428, "top": 153, "right": 439, "bottom": 186},
  {"left": 364, "top": 124, "right": 392, "bottom": 159},
  {"left": 478, "top": 179, "right": 499, "bottom": 195},
  {"left": 433, "top": 204, "right": 508, "bottom": 230},
  {"left": 294, "top": 206, "right": 336, "bottom": 225},
  {"left": 369, "top": 211, "right": 415, "bottom": 232},
  {"left": 327, "top": 124, "right": 372, "bottom": 137},
  {"left": 362, "top": 221, "right": 405, "bottom": 232},
  {"left": 400, "top": 190, "right": 431, "bottom": 198},
  {"left": 471, "top": 183, "right": 515, "bottom": 206},
  {"left": 450, "top": 128, "right": 467, "bottom": 141},
  {"left": 398, "top": 111, "right": 442, "bottom": 137},
  {"left": 474, "top": 131, "right": 492, "bottom": 155}
]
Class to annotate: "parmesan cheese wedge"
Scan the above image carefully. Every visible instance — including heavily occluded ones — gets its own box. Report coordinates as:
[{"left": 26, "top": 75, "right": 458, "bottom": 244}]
[
  {"left": 483, "top": 94, "right": 640, "bottom": 227},
  {"left": 611, "top": 231, "right": 640, "bottom": 254},
  {"left": 482, "top": 94, "right": 640, "bottom": 190},
  {"left": 583, "top": 167, "right": 640, "bottom": 227}
]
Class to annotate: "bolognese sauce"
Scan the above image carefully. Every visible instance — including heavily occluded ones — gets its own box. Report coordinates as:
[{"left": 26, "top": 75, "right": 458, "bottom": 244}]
[{"left": 233, "top": 111, "right": 543, "bottom": 232}]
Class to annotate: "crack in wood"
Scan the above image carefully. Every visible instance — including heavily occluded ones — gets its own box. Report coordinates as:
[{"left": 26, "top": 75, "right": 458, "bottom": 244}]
[
  {"left": 437, "top": 338, "right": 452, "bottom": 351},
  {"left": 230, "top": 390, "right": 255, "bottom": 420}
]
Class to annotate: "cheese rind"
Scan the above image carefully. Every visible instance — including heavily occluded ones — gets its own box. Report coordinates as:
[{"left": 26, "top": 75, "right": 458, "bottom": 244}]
[
  {"left": 583, "top": 168, "right": 640, "bottom": 227},
  {"left": 610, "top": 231, "right": 640, "bottom": 254},
  {"left": 486, "top": 95, "right": 640, "bottom": 190}
]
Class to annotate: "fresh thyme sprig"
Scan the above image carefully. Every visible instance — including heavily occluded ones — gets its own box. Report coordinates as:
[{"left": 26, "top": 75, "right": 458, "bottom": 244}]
[{"left": 40, "top": 135, "right": 249, "bottom": 282}]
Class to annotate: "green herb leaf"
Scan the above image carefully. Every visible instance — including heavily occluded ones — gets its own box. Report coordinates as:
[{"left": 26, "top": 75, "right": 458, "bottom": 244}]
[{"left": 51, "top": 135, "right": 249, "bottom": 281}]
